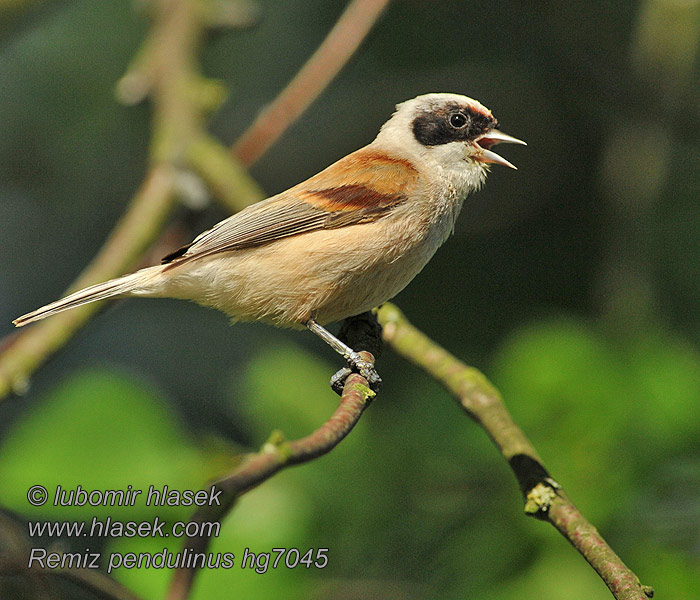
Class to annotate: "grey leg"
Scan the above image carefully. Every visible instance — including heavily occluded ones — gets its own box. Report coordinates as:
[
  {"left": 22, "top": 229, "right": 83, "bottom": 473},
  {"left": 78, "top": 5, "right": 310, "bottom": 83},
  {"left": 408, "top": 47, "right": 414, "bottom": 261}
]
[{"left": 305, "top": 319, "right": 382, "bottom": 393}]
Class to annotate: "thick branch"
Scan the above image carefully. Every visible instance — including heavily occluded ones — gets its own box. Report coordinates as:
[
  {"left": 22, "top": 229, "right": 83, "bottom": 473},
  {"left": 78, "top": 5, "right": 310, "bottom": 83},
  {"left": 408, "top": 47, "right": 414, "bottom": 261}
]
[
  {"left": 165, "top": 368, "right": 376, "bottom": 600},
  {"left": 376, "top": 303, "right": 653, "bottom": 600},
  {"left": 232, "top": 0, "right": 391, "bottom": 166}
]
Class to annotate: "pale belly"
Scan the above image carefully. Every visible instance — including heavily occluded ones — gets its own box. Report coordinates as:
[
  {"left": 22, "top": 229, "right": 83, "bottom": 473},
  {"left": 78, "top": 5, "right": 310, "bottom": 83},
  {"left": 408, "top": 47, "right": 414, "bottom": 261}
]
[{"left": 163, "top": 213, "right": 451, "bottom": 328}]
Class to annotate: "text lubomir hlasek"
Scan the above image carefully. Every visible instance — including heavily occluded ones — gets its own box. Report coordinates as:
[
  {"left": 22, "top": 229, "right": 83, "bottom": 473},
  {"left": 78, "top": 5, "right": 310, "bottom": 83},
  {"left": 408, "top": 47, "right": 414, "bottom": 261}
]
[{"left": 52, "top": 485, "right": 222, "bottom": 507}]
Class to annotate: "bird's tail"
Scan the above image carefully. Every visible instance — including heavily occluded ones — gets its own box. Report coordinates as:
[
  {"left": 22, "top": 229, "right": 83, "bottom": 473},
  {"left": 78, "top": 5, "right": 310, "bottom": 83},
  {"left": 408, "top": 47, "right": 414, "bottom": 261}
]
[{"left": 13, "top": 265, "right": 164, "bottom": 327}]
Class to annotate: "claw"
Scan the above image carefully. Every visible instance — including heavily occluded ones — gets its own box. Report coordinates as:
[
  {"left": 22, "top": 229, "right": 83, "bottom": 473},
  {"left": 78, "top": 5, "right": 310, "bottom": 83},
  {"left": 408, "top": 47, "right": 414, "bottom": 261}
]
[
  {"left": 330, "top": 351, "right": 382, "bottom": 396},
  {"left": 306, "top": 318, "right": 382, "bottom": 394},
  {"left": 354, "top": 358, "right": 382, "bottom": 391},
  {"left": 330, "top": 366, "right": 353, "bottom": 395}
]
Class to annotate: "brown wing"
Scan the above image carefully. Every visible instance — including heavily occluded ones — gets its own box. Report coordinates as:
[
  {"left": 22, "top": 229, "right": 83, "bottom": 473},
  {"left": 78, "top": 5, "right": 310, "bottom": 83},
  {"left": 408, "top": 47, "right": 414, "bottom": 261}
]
[{"left": 162, "top": 147, "right": 419, "bottom": 267}]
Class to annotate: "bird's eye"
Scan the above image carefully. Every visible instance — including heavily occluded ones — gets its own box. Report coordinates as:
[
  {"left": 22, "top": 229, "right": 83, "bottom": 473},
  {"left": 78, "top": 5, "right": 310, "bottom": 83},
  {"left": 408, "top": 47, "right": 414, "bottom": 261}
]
[{"left": 449, "top": 112, "right": 468, "bottom": 128}]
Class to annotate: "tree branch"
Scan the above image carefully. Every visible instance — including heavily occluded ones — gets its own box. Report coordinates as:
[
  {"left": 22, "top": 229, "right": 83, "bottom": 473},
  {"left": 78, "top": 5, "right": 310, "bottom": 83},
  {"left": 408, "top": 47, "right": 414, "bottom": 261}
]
[
  {"left": 376, "top": 303, "right": 654, "bottom": 600},
  {"left": 1, "top": 3, "right": 654, "bottom": 599},
  {"left": 0, "top": 0, "right": 263, "bottom": 403},
  {"left": 0, "top": 512, "right": 145, "bottom": 600},
  {"left": 0, "top": 165, "right": 177, "bottom": 400},
  {"left": 165, "top": 367, "right": 376, "bottom": 600},
  {"left": 0, "top": 0, "right": 390, "bottom": 401},
  {"left": 187, "top": 134, "right": 264, "bottom": 212},
  {"left": 232, "top": 0, "right": 391, "bottom": 166},
  {"left": 54, "top": 567, "right": 146, "bottom": 600}
]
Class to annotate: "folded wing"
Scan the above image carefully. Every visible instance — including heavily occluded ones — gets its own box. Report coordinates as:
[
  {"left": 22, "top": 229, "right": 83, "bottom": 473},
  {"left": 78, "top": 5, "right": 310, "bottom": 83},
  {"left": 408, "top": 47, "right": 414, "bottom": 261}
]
[{"left": 162, "top": 148, "right": 419, "bottom": 267}]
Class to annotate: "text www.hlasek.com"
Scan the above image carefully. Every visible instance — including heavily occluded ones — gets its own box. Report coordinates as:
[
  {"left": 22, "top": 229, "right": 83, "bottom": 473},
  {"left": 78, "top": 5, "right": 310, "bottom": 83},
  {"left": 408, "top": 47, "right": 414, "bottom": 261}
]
[
  {"left": 26, "top": 484, "right": 329, "bottom": 574},
  {"left": 28, "top": 515, "right": 221, "bottom": 539}
]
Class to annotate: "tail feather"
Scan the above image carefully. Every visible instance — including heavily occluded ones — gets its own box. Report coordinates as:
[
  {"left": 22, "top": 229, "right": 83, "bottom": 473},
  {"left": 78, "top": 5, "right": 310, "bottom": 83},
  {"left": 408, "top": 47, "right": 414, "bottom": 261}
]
[{"left": 13, "top": 266, "right": 161, "bottom": 327}]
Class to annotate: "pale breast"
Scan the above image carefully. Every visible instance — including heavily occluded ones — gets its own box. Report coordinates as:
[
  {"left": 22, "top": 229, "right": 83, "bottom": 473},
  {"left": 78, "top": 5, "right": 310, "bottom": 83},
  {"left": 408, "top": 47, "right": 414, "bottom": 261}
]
[{"left": 165, "top": 198, "right": 459, "bottom": 328}]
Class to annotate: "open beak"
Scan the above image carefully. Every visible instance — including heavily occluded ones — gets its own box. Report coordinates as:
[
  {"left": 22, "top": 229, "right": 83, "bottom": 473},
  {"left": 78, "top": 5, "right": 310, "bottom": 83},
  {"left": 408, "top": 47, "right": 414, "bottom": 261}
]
[{"left": 475, "top": 130, "right": 527, "bottom": 170}]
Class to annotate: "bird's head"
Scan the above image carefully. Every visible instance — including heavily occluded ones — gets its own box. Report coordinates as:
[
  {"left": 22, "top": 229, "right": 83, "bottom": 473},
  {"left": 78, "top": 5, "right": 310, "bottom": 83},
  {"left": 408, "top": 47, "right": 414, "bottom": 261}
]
[{"left": 374, "top": 93, "right": 526, "bottom": 189}]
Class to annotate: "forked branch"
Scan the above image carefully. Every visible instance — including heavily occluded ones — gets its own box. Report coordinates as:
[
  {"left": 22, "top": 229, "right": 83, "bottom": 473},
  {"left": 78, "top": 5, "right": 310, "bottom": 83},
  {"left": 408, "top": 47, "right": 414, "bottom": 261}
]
[{"left": 165, "top": 369, "right": 376, "bottom": 600}]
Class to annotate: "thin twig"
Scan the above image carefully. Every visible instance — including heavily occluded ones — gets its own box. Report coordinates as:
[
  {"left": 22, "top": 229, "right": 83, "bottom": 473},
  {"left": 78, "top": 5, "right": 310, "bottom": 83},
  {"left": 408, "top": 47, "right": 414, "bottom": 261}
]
[
  {"left": 376, "top": 303, "right": 653, "bottom": 600},
  {"left": 165, "top": 368, "right": 376, "bottom": 600},
  {"left": 232, "top": 0, "right": 392, "bottom": 166}
]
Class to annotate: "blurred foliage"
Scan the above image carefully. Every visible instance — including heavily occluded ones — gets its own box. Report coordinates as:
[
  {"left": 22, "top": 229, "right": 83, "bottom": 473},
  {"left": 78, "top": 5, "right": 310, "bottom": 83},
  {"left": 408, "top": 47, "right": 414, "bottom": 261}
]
[
  {"left": 0, "top": 369, "right": 223, "bottom": 520},
  {"left": 1, "top": 0, "right": 700, "bottom": 599}
]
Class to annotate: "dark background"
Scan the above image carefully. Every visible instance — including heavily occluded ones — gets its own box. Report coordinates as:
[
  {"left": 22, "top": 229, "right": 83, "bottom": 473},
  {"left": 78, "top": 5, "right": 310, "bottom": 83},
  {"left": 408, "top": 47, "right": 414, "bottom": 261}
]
[{"left": 0, "top": 1, "right": 698, "bottom": 598}]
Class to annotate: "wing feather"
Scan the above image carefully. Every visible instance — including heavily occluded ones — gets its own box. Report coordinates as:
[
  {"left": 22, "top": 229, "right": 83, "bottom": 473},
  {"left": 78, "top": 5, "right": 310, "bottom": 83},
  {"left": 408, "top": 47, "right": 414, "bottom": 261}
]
[{"left": 162, "top": 147, "right": 418, "bottom": 268}]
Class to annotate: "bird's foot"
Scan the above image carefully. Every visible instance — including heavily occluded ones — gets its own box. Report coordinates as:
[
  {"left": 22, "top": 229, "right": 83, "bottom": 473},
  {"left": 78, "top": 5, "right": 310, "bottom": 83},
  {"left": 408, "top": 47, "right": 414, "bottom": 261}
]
[{"left": 330, "top": 351, "right": 381, "bottom": 396}]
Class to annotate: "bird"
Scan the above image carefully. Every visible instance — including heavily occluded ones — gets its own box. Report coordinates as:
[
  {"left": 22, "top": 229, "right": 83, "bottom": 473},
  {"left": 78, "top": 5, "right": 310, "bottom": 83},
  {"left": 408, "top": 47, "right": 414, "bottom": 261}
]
[{"left": 13, "top": 93, "right": 525, "bottom": 390}]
